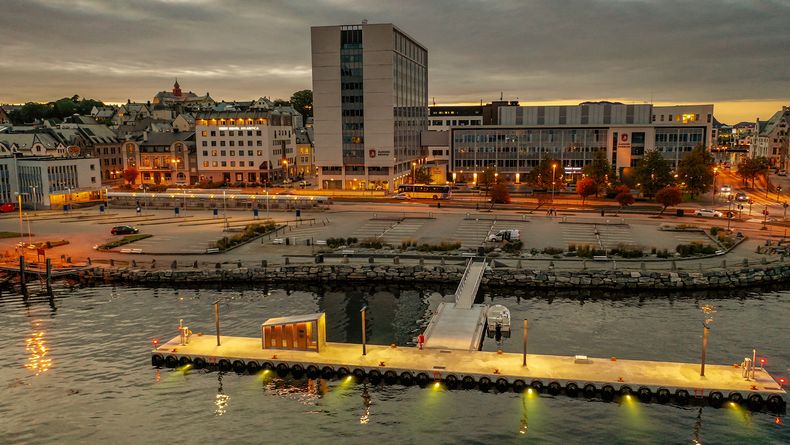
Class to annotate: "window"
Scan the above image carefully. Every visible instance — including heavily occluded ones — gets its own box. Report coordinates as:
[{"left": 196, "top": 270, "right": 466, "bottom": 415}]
[
  {"left": 90, "top": 164, "right": 95, "bottom": 170},
  {"left": 202, "top": 141, "right": 207, "bottom": 146},
  {"left": 211, "top": 150, "right": 218, "bottom": 156},
  {"left": 220, "top": 150, "right": 226, "bottom": 156},
  {"left": 203, "top": 161, "right": 209, "bottom": 167},
  {"left": 229, "top": 141, "right": 235, "bottom": 146},
  {"left": 238, "top": 141, "right": 244, "bottom": 146},
  {"left": 257, "top": 150, "right": 263, "bottom": 156},
  {"left": 220, "top": 141, "right": 225, "bottom": 146},
  {"left": 256, "top": 130, "right": 262, "bottom": 136},
  {"left": 210, "top": 131, "right": 216, "bottom": 136},
  {"left": 249, "top": 161, "right": 255, "bottom": 167},
  {"left": 229, "top": 131, "right": 235, "bottom": 136},
  {"left": 247, "top": 131, "right": 253, "bottom": 136},
  {"left": 212, "top": 161, "right": 218, "bottom": 167},
  {"left": 211, "top": 141, "right": 216, "bottom": 146},
  {"left": 257, "top": 141, "right": 263, "bottom": 146},
  {"left": 203, "top": 150, "right": 208, "bottom": 156},
  {"left": 247, "top": 150, "right": 253, "bottom": 156},
  {"left": 230, "top": 150, "right": 235, "bottom": 156},
  {"left": 230, "top": 161, "right": 236, "bottom": 167},
  {"left": 91, "top": 177, "right": 96, "bottom": 183},
  {"left": 201, "top": 131, "right": 208, "bottom": 137},
  {"left": 221, "top": 161, "right": 227, "bottom": 167},
  {"left": 219, "top": 131, "right": 225, "bottom": 136}
]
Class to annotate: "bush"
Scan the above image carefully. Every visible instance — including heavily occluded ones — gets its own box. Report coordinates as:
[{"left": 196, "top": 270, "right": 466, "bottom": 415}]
[
  {"left": 502, "top": 240, "right": 524, "bottom": 254},
  {"left": 542, "top": 247, "right": 564, "bottom": 255},
  {"left": 656, "top": 248, "right": 671, "bottom": 258},
  {"left": 710, "top": 226, "right": 724, "bottom": 236},
  {"left": 568, "top": 243, "right": 577, "bottom": 252},
  {"left": 358, "top": 238, "right": 384, "bottom": 249},
  {"left": 400, "top": 239, "right": 417, "bottom": 249},
  {"left": 575, "top": 244, "right": 605, "bottom": 258},
  {"left": 214, "top": 222, "right": 276, "bottom": 250},
  {"left": 609, "top": 243, "right": 644, "bottom": 258},
  {"left": 416, "top": 241, "right": 462, "bottom": 252},
  {"left": 676, "top": 242, "right": 717, "bottom": 257}
]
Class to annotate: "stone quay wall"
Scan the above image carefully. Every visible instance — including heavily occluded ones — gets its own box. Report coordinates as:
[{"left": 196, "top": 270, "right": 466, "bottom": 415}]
[{"left": 87, "top": 262, "right": 790, "bottom": 290}]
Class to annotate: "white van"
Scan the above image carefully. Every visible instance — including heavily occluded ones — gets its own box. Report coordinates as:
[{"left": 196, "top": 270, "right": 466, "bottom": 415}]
[{"left": 487, "top": 229, "right": 520, "bottom": 242}]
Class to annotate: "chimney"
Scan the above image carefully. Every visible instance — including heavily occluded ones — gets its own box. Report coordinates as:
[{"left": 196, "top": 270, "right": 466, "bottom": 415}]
[{"left": 143, "top": 130, "right": 149, "bottom": 142}]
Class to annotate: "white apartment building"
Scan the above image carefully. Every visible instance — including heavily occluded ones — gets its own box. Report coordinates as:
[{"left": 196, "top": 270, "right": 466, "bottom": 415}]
[
  {"left": 194, "top": 111, "right": 296, "bottom": 184},
  {"left": 0, "top": 155, "right": 101, "bottom": 208},
  {"left": 752, "top": 106, "right": 789, "bottom": 168},
  {"left": 312, "top": 23, "right": 428, "bottom": 191}
]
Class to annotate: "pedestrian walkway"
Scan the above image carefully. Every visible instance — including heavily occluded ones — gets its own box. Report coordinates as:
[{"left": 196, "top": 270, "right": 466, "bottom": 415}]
[
  {"left": 380, "top": 220, "right": 426, "bottom": 244},
  {"left": 453, "top": 219, "right": 496, "bottom": 247},
  {"left": 351, "top": 220, "right": 398, "bottom": 240}
]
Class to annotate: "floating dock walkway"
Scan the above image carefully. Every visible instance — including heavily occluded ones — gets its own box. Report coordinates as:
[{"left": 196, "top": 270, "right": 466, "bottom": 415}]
[
  {"left": 152, "top": 334, "right": 786, "bottom": 412},
  {"left": 422, "top": 258, "right": 488, "bottom": 350}
]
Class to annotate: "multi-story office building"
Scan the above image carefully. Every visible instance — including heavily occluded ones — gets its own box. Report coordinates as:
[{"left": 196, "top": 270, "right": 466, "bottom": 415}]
[
  {"left": 312, "top": 22, "right": 428, "bottom": 191},
  {"left": 0, "top": 155, "right": 101, "bottom": 208},
  {"left": 450, "top": 103, "right": 713, "bottom": 183},
  {"left": 194, "top": 111, "right": 296, "bottom": 184}
]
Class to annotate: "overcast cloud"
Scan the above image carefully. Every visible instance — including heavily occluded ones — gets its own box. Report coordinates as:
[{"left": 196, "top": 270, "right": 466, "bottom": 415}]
[{"left": 1, "top": 0, "right": 788, "bottom": 122}]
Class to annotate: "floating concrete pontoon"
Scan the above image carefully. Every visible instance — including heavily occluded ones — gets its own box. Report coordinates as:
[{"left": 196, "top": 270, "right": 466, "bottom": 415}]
[{"left": 152, "top": 333, "right": 786, "bottom": 412}]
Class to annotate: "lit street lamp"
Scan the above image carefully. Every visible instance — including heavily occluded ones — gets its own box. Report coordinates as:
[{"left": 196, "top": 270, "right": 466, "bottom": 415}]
[
  {"left": 222, "top": 190, "right": 228, "bottom": 230},
  {"left": 551, "top": 163, "right": 557, "bottom": 202}
]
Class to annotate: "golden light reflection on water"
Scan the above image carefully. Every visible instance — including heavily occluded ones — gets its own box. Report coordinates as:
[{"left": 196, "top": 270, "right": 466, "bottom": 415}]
[{"left": 25, "top": 326, "right": 52, "bottom": 376}]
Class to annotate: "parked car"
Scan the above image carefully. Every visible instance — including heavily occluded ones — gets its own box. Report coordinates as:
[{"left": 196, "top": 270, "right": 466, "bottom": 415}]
[
  {"left": 487, "top": 229, "right": 520, "bottom": 242},
  {"left": 0, "top": 202, "right": 15, "bottom": 213},
  {"left": 735, "top": 192, "right": 749, "bottom": 202},
  {"left": 392, "top": 193, "right": 411, "bottom": 200},
  {"left": 779, "top": 170, "right": 787, "bottom": 176},
  {"left": 111, "top": 225, "right": 139, "bottom": 235},
  {"left": 720, "top": 184, "right": 732, "bottom": 194},
  {"left": 694, "top": 209, "right": 723, "bottom": 218}
]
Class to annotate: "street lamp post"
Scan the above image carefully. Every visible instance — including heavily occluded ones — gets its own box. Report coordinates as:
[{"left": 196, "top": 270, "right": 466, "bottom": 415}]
[
  {"left": 712, "top": 167, "right": 718, "bottom": 200},
  {"left": 412, "top": 161, "right": 417, "bottom": 184},
  {"left": 222, "top": 190, "right": 228, "bottom": 230},
  {"left": 265, "top": 189, "right": 270, "bottom": 218},
  {"left": 551, "top": 163, "right": 557, "bottom": 202},
  {"left": 30, "top": 185, "right": 37, "bottom": 211}
]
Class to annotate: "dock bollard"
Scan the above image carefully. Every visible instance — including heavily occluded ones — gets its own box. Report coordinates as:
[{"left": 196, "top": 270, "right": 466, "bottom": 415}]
[
  {"left": 261, "top": 260, "right": 267, "bottom": 267},
  {"left": 285, "top": 257, "right": 290, "bottom": 265},
  {"left": 548, "top": 261, "right": 554, "bottom": 270},
  {"left": 441, "top": 257, "right": 445, "bottom": 265},
  {"left": 87, "top": 257, "right": 92, "bottom": 265},
  {"left": 760, "top": 257, "right": 767, "bottom": 264},
  {"left": 132, "top": 260, "right": 137, "bottom": 268},
  {"left": 641, "top": 262, "right": 646, "bottom": 271},
  {"left": 394, "top": 256, "right": 399, "bottom": 265},
  {"left": 343, "top": 254, "right": 349, "bottom": 264},
  {"left": 215, "top": 263, "right": 221, "bottom": 269},
  {"left": 582, "top": 260, "right": 587, "bottom": 270},
  {"left": 237, "top": 260, "right": 242, "bottom": 268},
  {"left": 171, "top": 260, "right": 177, "bottom": 270},
  {"left": 193, "top": 260, "right": 198, "bottom": 268},
  {"left": 671, "top": 261, "right": 677, "bottom": 271},
  {"left": 419, "top": 257, "right": 424, "bottom": 266},
  {"left": 110, "top": 259, "right": 114, "bottom": 267},
  {"left": 721, "top": 260, "right": 726, "bottom": 268},
  {"left": 368, "top": 257, "right": 374, "bottom": 264},
  {"left": 151, "top": 259, "right": 156, "bottom": 269},
  {"left": 743, "top": 258, "right": 749, "bottom": 267},
  {"left": 517, "top": 259, "right": 522, "bottom": 269}
]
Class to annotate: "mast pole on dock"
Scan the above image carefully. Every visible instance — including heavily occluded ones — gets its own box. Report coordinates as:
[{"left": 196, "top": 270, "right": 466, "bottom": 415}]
[
  {"left": 214, "top": 301, "right": 221, "bottom": 346},
  {"left": 360, "top": 306, "right": 367, "bottom": 356},
  {"left": 522, "top": 319, "right": 528, "bottom": 367},
  {"left": 700, "top": 323, "right": 710, "bottom": 377}
]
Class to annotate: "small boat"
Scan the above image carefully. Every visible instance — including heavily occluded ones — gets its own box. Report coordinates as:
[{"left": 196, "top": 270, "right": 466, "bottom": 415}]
[{"left": 486, "top": 304, "right": 511, "bottom": 339}]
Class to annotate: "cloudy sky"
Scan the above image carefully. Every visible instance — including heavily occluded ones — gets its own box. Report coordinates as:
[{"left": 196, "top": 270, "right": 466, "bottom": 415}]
[{"left": 1, "top": 0, "right": 788, "bottom": 123}]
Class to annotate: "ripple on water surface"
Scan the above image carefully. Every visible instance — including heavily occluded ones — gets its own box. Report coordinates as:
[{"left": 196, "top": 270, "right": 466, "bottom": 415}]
[{"left": 0, "top": 283, "right": 786, "bottom": 444}]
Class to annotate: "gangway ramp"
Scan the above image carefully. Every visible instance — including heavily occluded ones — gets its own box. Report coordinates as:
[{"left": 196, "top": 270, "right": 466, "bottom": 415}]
[{"left": 423, "top": 258, "right": 488, "bottom": 351}]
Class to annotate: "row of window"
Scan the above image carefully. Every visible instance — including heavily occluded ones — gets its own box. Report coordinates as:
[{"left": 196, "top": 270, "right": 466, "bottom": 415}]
[
  {"left": 431, "top": 119, "right": 481, "bottom": 126},
  {"left": 202, "top": 140, "right": 264, "bottom": 147},
  {"left": 203, "top": 150, "right": 263, "bottom": 157},
  {"left": 341, "top": 82, "right": 363, "bottom": 90},
  {"left": 202, "top": 160, "right": 257, "bottom": 168},
  {"left": 201, "top": 130, "right": 263, "bottom": 137}
]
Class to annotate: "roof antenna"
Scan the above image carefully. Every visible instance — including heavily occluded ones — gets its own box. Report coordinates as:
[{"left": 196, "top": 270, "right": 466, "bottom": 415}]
[
  {"left": 432, "top": 97, "right": 436, "bottom": 106},
  {"left": 362, "top": 19, "right": 368, "bottom": 25},
  {"left": 500, "top": 91, "right": 504, "bottom": 101}
]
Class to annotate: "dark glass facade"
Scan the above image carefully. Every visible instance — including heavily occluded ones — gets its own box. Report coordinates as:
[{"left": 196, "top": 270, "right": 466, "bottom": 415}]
[{"left": 340, "top": 26, "right": 364, "bottom": 165}]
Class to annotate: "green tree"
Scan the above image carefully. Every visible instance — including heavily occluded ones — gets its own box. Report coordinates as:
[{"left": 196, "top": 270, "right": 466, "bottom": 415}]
[
  {"left": 479, "top": 167, "right": 497, "bottom": 191},
  {"left": 737, "top": 156, "right": 770, "bottom": 188},
  {"left": 634, "top": 150, "right": 672, "bottom": 197},
  {"left": 290, "top": 89, "right": 313, "bottom": 118},
  {"left": 576, "top": 177, "right": 598, "bottom": 206},
  {"left": 414, "top": 166, "right": 432, "bottom": 184},
  {"left": 273, "top": 99, "right": 290, "bottom": 107},
  {"left": 527, "top": 157, "right": 560, "bottom": 190},
  {"left": 490, "top": 183, "right": 511, "bottom": 204},
  {"left": 615, "top": 189, "right": 635, "bottom": 210},
  {"left": 676, "top": 145, "right": 714, "bottom": 198},
  {"left": 655, "top": 186, "right": 682, "bottom": 214},
  {"left": 582, "top": 150, "right": 612, "bottom": 196}
]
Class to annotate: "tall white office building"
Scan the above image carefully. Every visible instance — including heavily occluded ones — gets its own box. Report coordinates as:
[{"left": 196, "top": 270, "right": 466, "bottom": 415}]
[{"left": 311, "top": 23, "right": 428, "bottom": 191}]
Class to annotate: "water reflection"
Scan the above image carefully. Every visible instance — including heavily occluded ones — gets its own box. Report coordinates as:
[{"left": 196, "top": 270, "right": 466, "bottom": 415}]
[
  {"left": 692, "top": 407, "right": 704, "bottom": 445},
  {"left": 24, "top": 321, "right": 51, "bottom": 375},
  {"left": 519, "top": 392, "right": 528, "bottom": 435},
  {"left": 360, "top": 385, "right": 371, "bottom": 425},
  {"left": 215, "top": 372, "right": 230, "bottom": 416}
]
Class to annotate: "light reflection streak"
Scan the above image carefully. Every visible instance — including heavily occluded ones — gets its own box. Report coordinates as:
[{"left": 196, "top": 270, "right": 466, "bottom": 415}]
[
  {"left": 25, "top": 323, "right": 52, "bottom": 376},
  {"left": 215, "top": 373, "right": 230, "bottom": 416},
  {"left": 360, "top": 385, "right": 371, "bottom": 425}
]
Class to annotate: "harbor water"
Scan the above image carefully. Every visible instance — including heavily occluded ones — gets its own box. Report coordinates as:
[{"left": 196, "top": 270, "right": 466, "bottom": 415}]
[{"left": 0, "top": 282, "right": 787, "bottom": 444}]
